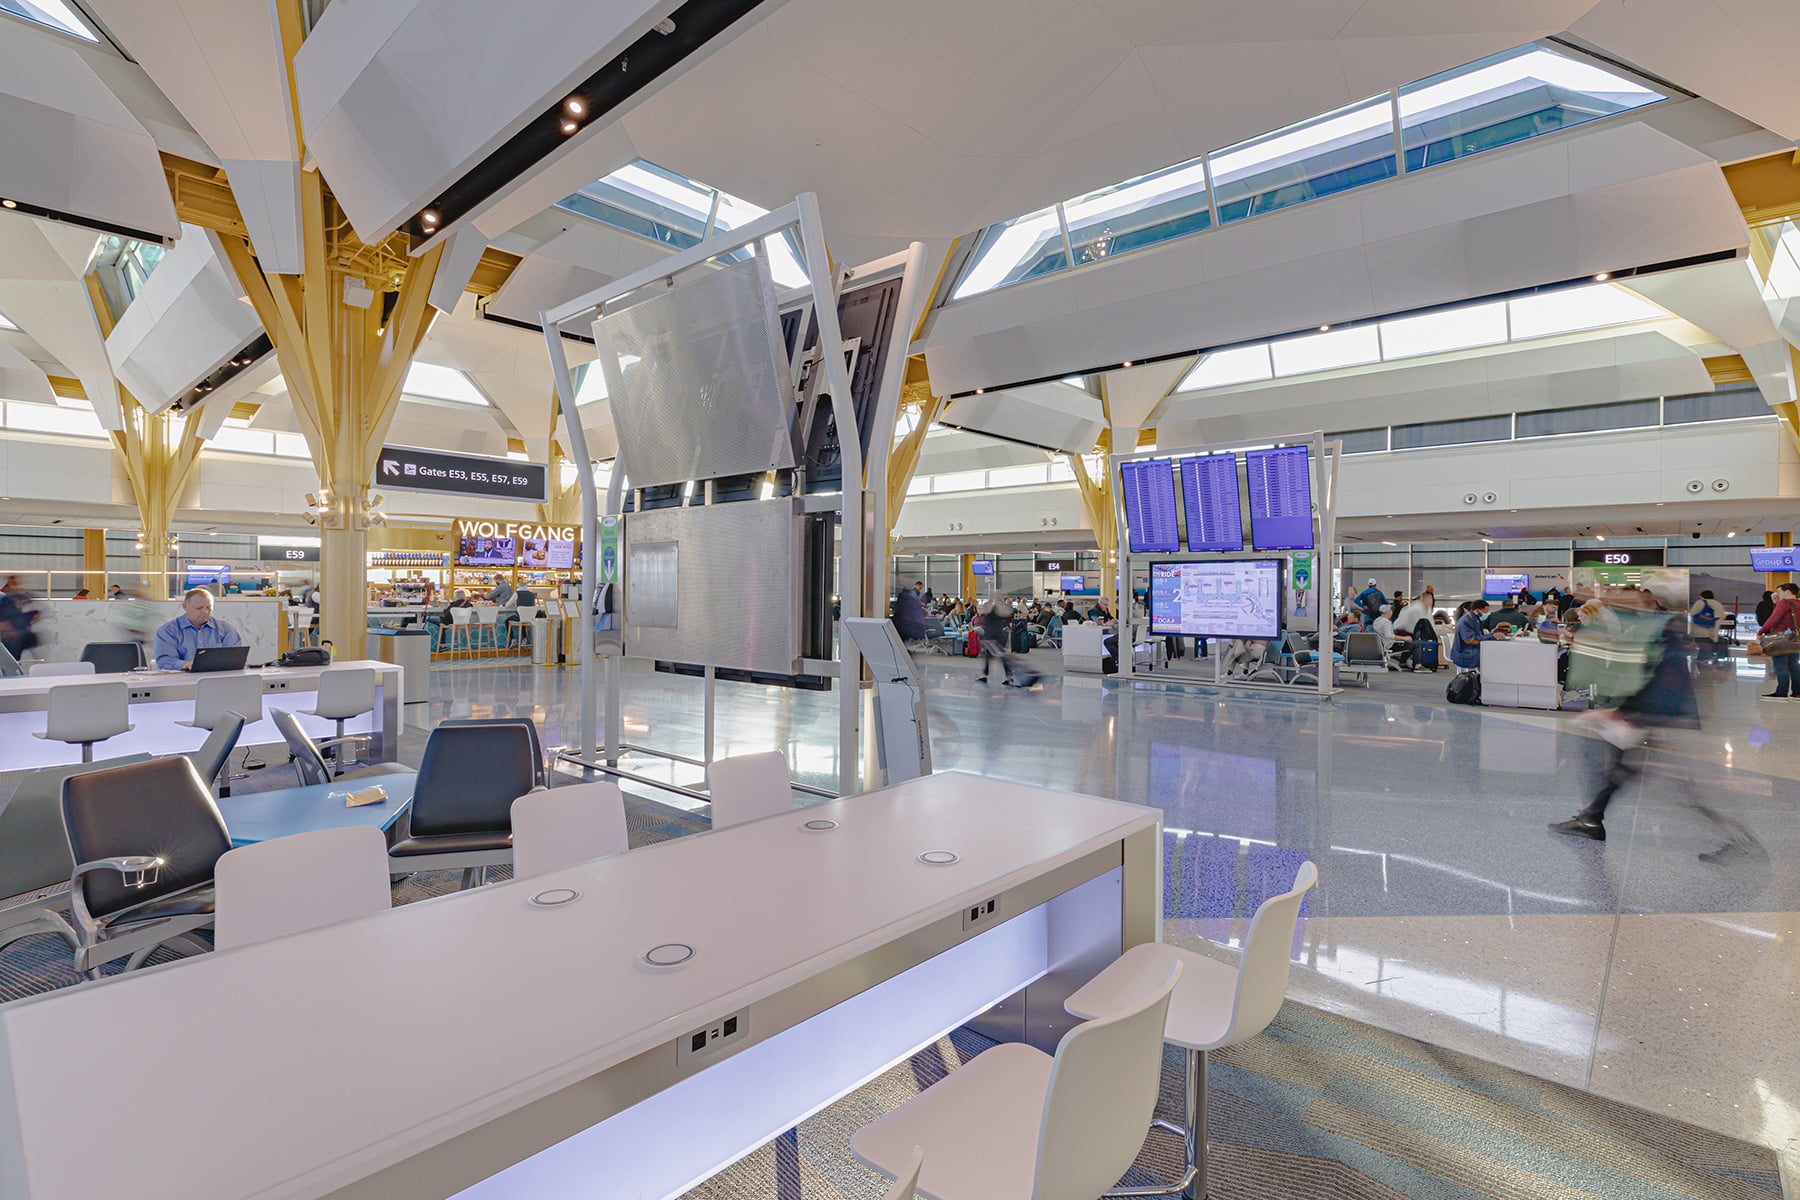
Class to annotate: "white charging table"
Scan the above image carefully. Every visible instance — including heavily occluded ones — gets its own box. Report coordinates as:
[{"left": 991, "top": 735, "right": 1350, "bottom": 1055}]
[
  {"left": 0, "top": 660, "right": 403, "bottom": 771},
  {"left": 1478, "top": 639, "right": 1560, "bottom": 710},
  {"left": 0, "top": 772, "right": 1159, "bottom": 1200}
]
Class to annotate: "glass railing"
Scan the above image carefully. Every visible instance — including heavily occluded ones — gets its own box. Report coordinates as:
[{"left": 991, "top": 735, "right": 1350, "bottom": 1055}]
[{"left": 948, "top": 43, "right": 1665, "bottom": 302}]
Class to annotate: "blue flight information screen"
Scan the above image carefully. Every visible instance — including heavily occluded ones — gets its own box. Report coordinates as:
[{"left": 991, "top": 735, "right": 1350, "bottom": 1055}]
[
  {"left": 1245, "top": 446, "right": 1314, "bottom": 551},
  {"left": 1120, "top": 460, "right": 1180, "bottom": 553},
  {"left": 1752, "top": 548, "right": 1798, "bottom": 571},
  {"left": 1178, "top": 453, "right": 1244, "bottom": 553}
]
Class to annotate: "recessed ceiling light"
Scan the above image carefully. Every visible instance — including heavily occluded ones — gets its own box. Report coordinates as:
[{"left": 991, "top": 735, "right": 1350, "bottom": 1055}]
[
  {"left": 1122, "top": 361, "right": 1133, "bottom": 368},
  {"left": 561, "top": 120, "right": 578, "bottom": 134},
  {"left": 654, "top": 16, "right": 676, "bottom": 33},
  {"left": 1594, "top": 271, "right": 1611, "bottom": 282},
  {"left": 1595, "top": 534, "right": 1606, "bottom": 541},
  {"left": 565, "top": 97, "right": 586, "bottom": 116},
  {"left": 974, "top": 388, "right": 984, "bottom": 395},
  {"left": 1319, "top": 324, "right": 1331, "bottom": 332},
  {"left": 0, "top": 200, "right": 15, "bottom": 210},
  {"left": 421, "top": 210, "right": 438, "bottom": 226},
  {"left": 1727, "top": 530, "right": 1737, "bottom": 537}
]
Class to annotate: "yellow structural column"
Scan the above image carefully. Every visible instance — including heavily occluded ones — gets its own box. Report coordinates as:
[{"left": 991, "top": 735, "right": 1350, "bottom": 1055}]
[
  {"left": 538, "top": 390, "right": 580, "bottom": 528},
  {"left": 82, "top": 529, "right": 106, "bottom": 595},
  {"left": 1768, "top": 532, "right": 1793, "bottom": 589},
  {"left": 1066, "top": 431, "right": 1118, "bottom": 617},
  {"left": 83, "top": 275, "right": 203, "bottom": 600},
  {"left": 220, "top": 172, "right": 444, "bottom": 659},
  {"left": 885, "top": 360, "right": 945, "bottom": 558}
]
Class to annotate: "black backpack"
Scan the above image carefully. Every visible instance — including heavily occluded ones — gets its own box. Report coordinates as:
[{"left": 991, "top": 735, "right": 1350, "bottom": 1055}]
[{"left": 1446, "top": 669, "right": 1481, "bottom": 705}]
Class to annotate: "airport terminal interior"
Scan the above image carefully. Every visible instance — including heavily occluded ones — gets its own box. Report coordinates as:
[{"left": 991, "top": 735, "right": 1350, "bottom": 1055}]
[{"left": 0, "top": 2, "right": 1799, "bottom": 1198}]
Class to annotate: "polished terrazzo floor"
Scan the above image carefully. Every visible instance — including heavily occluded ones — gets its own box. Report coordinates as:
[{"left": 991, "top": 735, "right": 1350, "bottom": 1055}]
[{"left": 429, "top": 646, "right": 1800, "bottom": 1169}]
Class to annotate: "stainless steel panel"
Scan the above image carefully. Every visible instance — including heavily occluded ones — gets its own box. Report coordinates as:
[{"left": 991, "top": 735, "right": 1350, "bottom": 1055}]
[
  {"left": 624, "top": 501, "right": 801, "bottom": 674},
  {"left": 626, "top": 541, "right": 679, "bottom": 629},
  {"left": 592, "top": 256, "right": 796, "bottom": 490}
]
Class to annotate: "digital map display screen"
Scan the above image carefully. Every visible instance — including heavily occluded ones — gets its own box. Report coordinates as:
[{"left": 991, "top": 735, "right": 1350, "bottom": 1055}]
[{"left": 1149, "top": 559, "right": 1284, "bottom": 639}]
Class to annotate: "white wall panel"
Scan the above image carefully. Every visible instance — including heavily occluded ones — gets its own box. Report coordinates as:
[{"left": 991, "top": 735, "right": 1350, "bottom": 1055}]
[{"left": 104, "top": 227, "right": 264, "bottom": 412}]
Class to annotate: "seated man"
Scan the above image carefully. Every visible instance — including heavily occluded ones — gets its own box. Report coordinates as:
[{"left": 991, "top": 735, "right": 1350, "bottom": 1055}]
[{"left": 153, "top": 587, "right": 244, "bottom": 670}]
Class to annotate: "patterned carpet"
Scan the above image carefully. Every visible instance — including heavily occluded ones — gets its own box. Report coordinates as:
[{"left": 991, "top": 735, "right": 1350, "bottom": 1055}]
[{"left": 680, "top": 1005, "right": 1781, "bottom": 1200}]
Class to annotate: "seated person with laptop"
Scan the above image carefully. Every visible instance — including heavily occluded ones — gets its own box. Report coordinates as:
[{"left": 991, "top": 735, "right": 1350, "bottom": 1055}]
[{"left": 153, "top": 587, "right": 245, "bottom": 670}]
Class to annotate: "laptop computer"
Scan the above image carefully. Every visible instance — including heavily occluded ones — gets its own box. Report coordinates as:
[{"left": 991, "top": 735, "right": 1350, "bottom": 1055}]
[{"left": 190, "top": 645, "right": 250, "bottom": 673}]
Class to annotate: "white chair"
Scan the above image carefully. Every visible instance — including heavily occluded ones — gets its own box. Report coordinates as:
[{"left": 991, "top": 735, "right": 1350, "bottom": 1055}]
[
  {"left": 178, "top": 674, "right": 264, "bottom": 795},
  {"left": 473, "top": 606, "right": 501, "bottom": 652},
  {"left": 510, "top": 782, "right": 630, "bottom": 878},
  {"left": 852, "top": 961, "right": 1181, "bottom": 1200},
  {"left": 447, "top": 607, "right": 475, "bottom": 658},
  {"left": 299, "top": 667, "right": 376, "bottom": 774},
  {"left": 1064, "top": 862, "right": 1318, "bottom": 1200},
  {"left": 214, "top": 826, "right": 392, "bottom": 951},
  {"left": 28, "top": 661, "right": 94, "bottom": 677},
  {"left": 32, "top": 681, "right": 133, "bottom": 762},
  {"left": 881, "top": 1147, "right": 924, "bottom": 1200},
  {"left": 708, "top": 750, "right": 794, "bottom": 829}
]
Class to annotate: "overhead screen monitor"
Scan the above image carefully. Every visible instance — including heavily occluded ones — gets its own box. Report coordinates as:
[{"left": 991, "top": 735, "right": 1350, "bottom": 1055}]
[
  {"left": 1484, "top": 573, "right": 1530, "bottom": 597},
  {"left": 1149, "top": 559, "right": 1284, "bottom": 640},
  {"left": 184, "top": 564, "right": 231, "bottom": 590},
  {"left": 970, "top": 560, "right": 995, "bottom": 576},
  {"left": 458, "top": 536, "right": 517, "bottom": 567},
  {"left": 1119, "top": 459, "right": 1180, "bottom": 553},
  {"left": 1060, "top": 573, "right": 1086, "bottom": 592},
  {"left": 519, "top": 537, "right": 577, "bottom": 570},
  {"left": 1244, "top": 445, "right": 1314, "bottom": 551},
  {"left": 1752, "top": 548, "right": 1799, "bottom": 572},
  {"left": 1178, "top": 453, "right": 1244, "bottom": 553}
]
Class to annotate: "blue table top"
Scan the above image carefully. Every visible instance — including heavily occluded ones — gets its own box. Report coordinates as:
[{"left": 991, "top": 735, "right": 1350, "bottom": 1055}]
[{"left": 219, "top": 773, "right": 416, "bottom": 846}]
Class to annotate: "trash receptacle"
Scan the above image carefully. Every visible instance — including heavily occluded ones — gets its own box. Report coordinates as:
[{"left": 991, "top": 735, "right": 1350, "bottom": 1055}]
[
  {"left": 531, "top": 616, "right": 551, "bottom": 665},
  {"left": 372, "top": 627, "right": 430, "bottom": 704}
]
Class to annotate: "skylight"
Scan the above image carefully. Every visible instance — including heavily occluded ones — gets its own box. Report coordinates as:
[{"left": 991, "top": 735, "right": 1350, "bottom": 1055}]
[
  {"left": 559, "top": 159, "right": 810, "bottom": 289},
  {"left": 402, "top": 362, "right": 487, "bottom": 405},
  {"left": 948, "top": 43, "right": 1665, "bottom": 301},
  {"left": 0, "top": 309, "right": 16, "bottom": 331},
  {"left": 0, "top": 0, "right": 98, "bottom": 41},
  {"left": 1175, "top": 284, "right": 1667, "bottom": 393}
]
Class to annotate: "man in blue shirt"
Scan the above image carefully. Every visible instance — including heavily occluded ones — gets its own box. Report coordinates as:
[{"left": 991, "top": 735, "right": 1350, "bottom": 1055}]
[
  {"left": 153, "top": 588, "right": 244, "bottom": 670},
  {"left": 1451, "top": 600, "right": 1493, "bottom": 670}
]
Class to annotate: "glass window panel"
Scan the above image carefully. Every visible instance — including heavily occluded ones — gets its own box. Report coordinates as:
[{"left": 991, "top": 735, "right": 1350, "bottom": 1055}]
[
  {"left": 1378, "top": 301, "right": 1508, "bottom": 359},
  {"left": 987, "top": 464, "right": 1049, "bottom": 488},
  {"left": 931, "top": 470, "right": 987, "bottom": 493},
  {"left": 1507, "top": 283, "right": 1663, "bottom": 339},
  {"left": 1399, "top": 46, "right": 1662, "bottom": 172},
  {"left": 1391, "top": 414, "right": 1512, "bottom": 449},
  {"left": 1048, "top": 459, "right": 1076, "bottom": 483},
  {"left": 712, "top": 193, "right": 809, "bottom": 288},
  {"left": 558, "top": 160, "right": 713, "bottom": 250},
  {"left": 272, "top": 432, "right": 310, "bottom": 458},
  {"left": 0, "top": 0, "right": 98, "bottom": 41},
  {"left": 4, "top": 401, "right": 104, "bottom": 437},
  {"left": 1210, "top": 94, "right": 1397, "bottom": 225},
  {"left": 950, "top": 207, "right": 1068, "bottom": 299},
  {"left": 0, "top": 309, "right": 15, "bottom": 330},
  {"left": 1177, "top": 344, "right": 1273, "bottom": 391},
  {"left": 206, "top": 427, "right": 274, "bottom": 455},
  {"left": 1271, "top": 326, "right": 1381, "bottom": 375},
  {"left": 1326, "top": 428, "right": 1389, "bottom": 454},
  {"left": 403, "top": 362, "right": 487, "bottom": 405},
  {"left": 1764, "top": 225, "right": 1800, "bottom": 300},
  {"left": 1663, "top": 385, "right": 1770, "bottom": 425},
  {"left": 573, "top": 361, "right": 609, "bottom": 406},
  {"left": 1063, "top": 158, "right": 1212, "bottom": 267},
  {"left": 1514, "top": 399, "right": 1658, "bottom": 438}
]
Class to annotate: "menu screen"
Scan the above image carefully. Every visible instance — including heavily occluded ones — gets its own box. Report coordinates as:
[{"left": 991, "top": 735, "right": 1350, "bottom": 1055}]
[
  {"left": 1244, "top": 446, "right": 1314, "bottom": 551},
  {"left": 1178, "top": 453, "right": 1245, "bottom": 553},
  {"left": 1119, "top": 460, "right": 1180, "bottom": 554}
]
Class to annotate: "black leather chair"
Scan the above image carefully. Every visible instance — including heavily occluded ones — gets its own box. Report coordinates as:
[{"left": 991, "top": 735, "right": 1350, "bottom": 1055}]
[
  {"left": 0, "top": 755, "right": 150, "bottom": 963},
  {"left": 61, "top": 757, "right": 231, "bottom": 978},
  {"left": 79, "top": 641, "right": 144, "bottom": 674},
  {"left": 179, "top": 710, "right": 245, "bottom": 795},
  {"left": 271, "top": 708, "right": 411, "bottom": 790},
  {"left": 438, "top": 716, "right": 548, "bottom": 788},
  {"left": 387, "top": 721, "right": 537, "bottom": 889}
]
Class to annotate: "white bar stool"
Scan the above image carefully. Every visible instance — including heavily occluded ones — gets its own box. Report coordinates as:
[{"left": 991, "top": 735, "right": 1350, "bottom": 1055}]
[
  {"left": 511, "top": 782, "right": 630, "bottom": 879},
  {"left": 32, "top": 681, "right": 133, "bottom": 762},
  {"left": 473, "top": 606, "right": 500, "bottom": 653},
  {"left": 707, "top": 751, "right": 794, "bottom": 829},
  {"left": 1064, "top": 861, "right": 1318, "bottom": 1200},
  {"left": 28, "top": 662, "right": 95, "bottom": 677},
  {"left": 299, "top": 667, "right": 377, "bottom": 774},
  {"left": 178, "top": 674, "right": 265, "bottom": 795},
  {"left": 447, "top": 607, "right": 475, "bottom": 658}
]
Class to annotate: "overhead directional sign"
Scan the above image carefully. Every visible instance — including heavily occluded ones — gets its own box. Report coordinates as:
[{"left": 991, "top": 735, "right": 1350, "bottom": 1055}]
[{"left": 374, "top": 444, "right": 548, "bottom": 503}]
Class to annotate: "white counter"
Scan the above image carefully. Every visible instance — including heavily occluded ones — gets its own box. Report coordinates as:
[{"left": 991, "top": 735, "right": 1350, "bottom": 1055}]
[
  {"left": 0, "top": 772, "right": 1159, "bottom": 1200},
  {"left": 0, "top": 659, "right": 402, "bottom": 769},
  {"left": 1479, "top": 639, "right": 1560, "bottom": 710},
  {"left": 28, "top": 597, "right": 284, "bottom": 666}
]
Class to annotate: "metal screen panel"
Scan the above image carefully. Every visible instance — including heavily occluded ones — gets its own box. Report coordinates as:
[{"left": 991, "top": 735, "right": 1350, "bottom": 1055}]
[
  {"left": 593, "top": 256, "right": 796, "bottom": 490},
  {"left": 624, "top": 500, "right": 801, "bottom": 674}
]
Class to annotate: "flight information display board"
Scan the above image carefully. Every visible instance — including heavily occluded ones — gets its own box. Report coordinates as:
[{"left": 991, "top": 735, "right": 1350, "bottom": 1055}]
[
  {"left": 1751, "top": 548, "right": 1798, "bottom": 572},
  {"left": 1119, "top": 459, "right": 1180, "bottom": 554},
  {"left": 1245, "top": 446, "right": 1314, "bottom": 551},
  {"left": 1178, "top": 453, "right": 1244, "bottom": 553},
  {"left": 1149, "top": 559, "right": 1284, "bottom": 639}
]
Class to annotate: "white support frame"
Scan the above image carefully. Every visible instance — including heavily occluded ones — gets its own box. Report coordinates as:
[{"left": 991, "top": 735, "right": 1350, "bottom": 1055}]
[
  {"left": 1111, "top": 431, "right": 1341, "bottom": 701},
  {"left": 541, "top": 196, "right": 918, "bottom": 796}
]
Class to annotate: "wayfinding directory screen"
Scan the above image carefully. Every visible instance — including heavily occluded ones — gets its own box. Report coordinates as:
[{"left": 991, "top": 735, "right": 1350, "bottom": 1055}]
[
  {"left": 1119, "top": 459, "right": 1180, "bottom": 553},
  {"left": 1244, "top": 445, "right": 1313, "bottom": 551},
  {"left": 1178, "top": 453, "right": 1244, "bottom": 553},
  {"left": 1149, "top": 559, "right": 1284, "bottom": 639}
]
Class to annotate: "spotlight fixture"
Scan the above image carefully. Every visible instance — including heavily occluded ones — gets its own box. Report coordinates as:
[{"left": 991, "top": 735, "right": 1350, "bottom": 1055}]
[
  {"left": 565, "top": 97, "right": 586, "bottom": 116},
  {"left": 561, "top": 119, "right": 578, "bottom": 134},
  {"left": 1595, "top": 534, "right": 1606, "bottom": 541},
  {"left": 1318, "top": 324, "right": 1330, "bottom": 332},
  {"left": 420, "top": 210, "right": 439, "bottom": 228},
  {"left": 0, "top": 199, "right": 14, "bottom": 210},
  {"left": 974, "top": 388, "right": 984, "bottom": 395},
  {"left": 1594, "top": 271, "right": 1611, "bottom": 282},
  {"left": 1727, "top": 530, "right": 1737, "bottom": 537},
  {"left": 1121, "top": 361, "right": 1133, "bottom": 368},
  {"left": 654, "top": 16, "right": 676, "bottom": 33}
]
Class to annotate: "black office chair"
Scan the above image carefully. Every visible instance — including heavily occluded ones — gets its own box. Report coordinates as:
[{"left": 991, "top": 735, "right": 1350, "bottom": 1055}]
[
  {"left": 438, "top": 716, "right": 548, "bottom": 788},
  {"left": 61, "top": 757, "right": 231, "bottom": 979},
  {"left": 178, "top": 710, "right": 245, "bottom": 796},
  {"left": 387, "top": 722, "right": 537, "bottom": 889},
  {"left": 0, "top": 755, "right": 150, "bottom": 964},
  {"left": 270, "top": 708, "right": 411, "bottom": 790},
  {"left": 79, "top": 641, "right": 144, "bottom": 674}
]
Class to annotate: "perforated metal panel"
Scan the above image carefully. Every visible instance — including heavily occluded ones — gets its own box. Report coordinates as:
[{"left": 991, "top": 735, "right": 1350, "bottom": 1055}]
[
  {"left": 593, "top": 256, "right": 796, "bottom": 491},
  {"left": 624, "top": 500, "right": 801, "bottom": 674}
]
